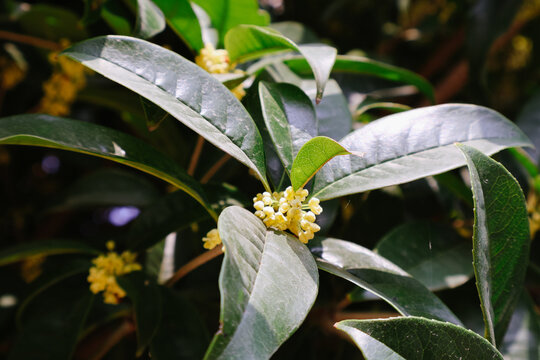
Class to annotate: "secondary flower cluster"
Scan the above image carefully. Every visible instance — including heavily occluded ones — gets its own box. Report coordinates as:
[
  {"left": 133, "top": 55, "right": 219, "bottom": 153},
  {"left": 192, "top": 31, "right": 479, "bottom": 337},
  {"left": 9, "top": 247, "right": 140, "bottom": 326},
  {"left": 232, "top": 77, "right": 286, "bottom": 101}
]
[
  {"left": 202, "top": 228, "right": 222, "bottom": 250},
  {"left": 195, "top": 43, "right": 246, "bottom": 100},
  {"left": 87, "top": 241, "right": 141, "bottom": 305},
  {"left": 253, "top": 186, "right": 323, "bottom": 243}
]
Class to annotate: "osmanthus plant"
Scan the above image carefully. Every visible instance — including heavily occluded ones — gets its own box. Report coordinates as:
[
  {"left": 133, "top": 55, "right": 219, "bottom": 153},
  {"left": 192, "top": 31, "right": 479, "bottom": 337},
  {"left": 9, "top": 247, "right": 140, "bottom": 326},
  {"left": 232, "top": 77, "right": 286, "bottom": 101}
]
[{"left": 0, "top": 15, "right": 535, "bottom": 360}]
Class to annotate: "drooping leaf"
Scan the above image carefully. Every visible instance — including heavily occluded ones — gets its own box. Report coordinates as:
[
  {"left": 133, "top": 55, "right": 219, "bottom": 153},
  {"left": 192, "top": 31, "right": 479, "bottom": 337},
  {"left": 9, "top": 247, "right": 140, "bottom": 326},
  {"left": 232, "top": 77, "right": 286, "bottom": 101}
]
[
  {"left": 191, "top": 0, "right": 269, "bottom": 45},
  {"left": 258, "top": 82, "right": 317, "bottom": 177},
  {"left": 47, "top": 168, "right": 160, "bottom": 212},
  {"left": 150, "top": 288, "right": 210, "bottom": 359},
  {"left": 134, "top": 0, "right": 166, "bottom": 39},
  {"left": 225, "top": 25, "right": 337, "bottom": 102},
  {"left": 63, "top": 35, "right": 268, "bottom": 190},
  {"left": 118, "top": 272, "right": 162, "bottom": 356},
  {"left": 501, "top": 291, "right": 540, "bottom": 359},
  {"left": 312, "top": 104, "right": 532, "bottom": 201},
  {"left": 457, "top": 144, "right": 530, "bottom": 346},
  {"left": 311, "top": 238, "right": 462, "bottom": 325},
  {"left": 0, "top": 114, "right": 215, "bottom": 218},
  {"left": 152, "top": 0, "right": 204, "bottom": 51},
  {"left": 284, "top": 55, "right": 435, "bottom": 103},
  {"left": 291, "top": 137, "right": 350, "bottom": 191},
  {"left": 0, "top": 240, "right": 98, "bottom": 266},
  {"left": 374, "top": 221, "right": 473, "bottom": 291},
  {"left": 336, "top": 317, "right": 503, "bottom": 360},
  {"left": 204, "top": 206, "right": 318, "bottom": 359}
]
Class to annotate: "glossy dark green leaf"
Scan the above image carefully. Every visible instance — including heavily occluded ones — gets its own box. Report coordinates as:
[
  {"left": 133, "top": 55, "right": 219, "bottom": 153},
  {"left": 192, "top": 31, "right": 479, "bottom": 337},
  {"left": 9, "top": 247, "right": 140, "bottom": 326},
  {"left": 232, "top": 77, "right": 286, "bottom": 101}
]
[
  {"left": 0, "top": 240, "right": 98, "bottom": 266},
  {"left": 311, "top": 238, "right": 462, "bottom": 325},
  {"left": 501, "top": 291, "right": 540, "bottom": 359},
  {"left": 150, "top": 288, "right": 209, "bottom": 359},
  {"left": 516, "top": 91, "right": 540, "bottom": 165},
  {"left": 63, "top": 36, "right": 268, "bottom": 190},
  {"left": 312, "top": 104, "right": 532, "bottom": 201},
  {"left": 47, "top": 168, "right": 160, "bottom": 212},
  {"left": 134, "top": 0, "right": 165, "bottom": 38},
  {"left": 336, "top": 317, "right": 503, "bottom": 360},
  {"left": 458, "top": 144, "right": 530, "bottom": 346},
  {"left": 192, "top": 0, "right": 269, "bottom": 45},
  {"left": 204, "top": 206, "right": 318, "bottom": 359},
  {"left": 8, "top": 283, "right": 94, "bottom": 360},
  {"left": 0, "top": 114, "right": 214, "bottom": 217},
  {"left": 17, "top": 4, "right": 88, "bottom": 41},
  {"left": 225, "top": 25, "right": 337, "bottom": 102},
  {"left": 375, "top": 221, "right": 473, "bottom": 291},
  {"left": 284, "top": 54, "right": 435, "bottom": 103},
  {"left": 153, "top": 0, "right": 203, "bottom": 51},
  {"left": 118, "top": 272, "right": 162, "bottom": 356},
  {"left": 258, "top": 82, "right": 317, "bottom": 177},
  {"left": 291, "top": 136, "right": 350, "bottom": 190},
  {"left": 102, "top": 0, "right": 133, "bottom": 35}
]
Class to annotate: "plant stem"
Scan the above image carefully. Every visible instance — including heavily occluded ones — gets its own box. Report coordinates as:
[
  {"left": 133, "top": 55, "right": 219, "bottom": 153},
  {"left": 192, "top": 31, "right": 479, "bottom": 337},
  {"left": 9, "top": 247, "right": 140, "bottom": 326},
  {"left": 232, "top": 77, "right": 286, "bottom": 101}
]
[
  {"left": 0, "top": 31, "right": 61, "bottom": 51},
  {"left": 165, "top": 245, "right": 223, "bottom": 287},
  {"left": 200, "top": 154, "right": 231, "bottom": 184},
  {"left": 85, "top": 318, "right": 135, "bottom": 360},
  {"left": 188, "top": 135, "right": 205, "bottom": 176}
]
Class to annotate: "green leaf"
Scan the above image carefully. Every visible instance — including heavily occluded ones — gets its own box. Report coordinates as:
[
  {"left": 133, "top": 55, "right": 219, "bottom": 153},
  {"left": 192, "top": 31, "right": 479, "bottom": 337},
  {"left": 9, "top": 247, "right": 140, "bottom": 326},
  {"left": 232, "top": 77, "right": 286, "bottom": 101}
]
[
  {"left": 269, "top": 21, "right": 319, "bottom": 44},
  {"left": 150, "top": 288, "right": 210, "bottom": 359},
  {"left": 63, "top": 35, "right": 268, "bottom": 191},
  {"left": 153, "top": 0, "right": 203, "bottom": 51},
  {"left": 311, "top": 238, "right": 462, "bottom": 325},
  {"left": 336, "top": 317, "right": 503, "bottom": 360},
  {"left": 47, "top": 168, "right": 160, "bottom": 212},
  {"left": 516, "top": 91, "right": 540, "bottom": 165},
  {"left": 192, "top": 0, "right": 269, "bottom": 45},
  {"left": 312, "top": 104, "right": 532, "bottom": 201},
  {"left": 375, "top": 221, "right": 473, "bottom": 291},
  {"left": 134, "top": 0, "right": 166, "bottom": 39},
  {"left": 17, "top": 4, "right": 88, "bottom": 41},
  {"left": 457, "top": 143, "right": 530, "bottom": 346},
  {"left": 355, "top": 102, "right": 411, "bottom": 119},
  {"left": 291, "top": 136, "right": 350, "bottom": 191},
  {"left": 284, "top": 54, "right": 435, "bottom": 103},
  {"left": 140, "top": 96, "right": 169, "bottom": 131},
  {"left": 0, "top": 114, "right": 215, "bottom": 218},
  {"left": 501, "top": 291, "right": 540, "bottom": 359},
  {"left": 118, "top": 272, "right": 162, "bottom": 356},
  {"left": 0, "top": 240, "right": 99, "bottom": 266},
  {"left": 225, "top": 25, "right": 337, "bottom": 102},
  {"left": 258, "top": 82, "right": 317, "bottom": 177},
  {"left": 102, "top": 0, "right": 133, "bottom": 36},
  {"left": 204, "top": 206, "right": 318, "bottom": 359}
]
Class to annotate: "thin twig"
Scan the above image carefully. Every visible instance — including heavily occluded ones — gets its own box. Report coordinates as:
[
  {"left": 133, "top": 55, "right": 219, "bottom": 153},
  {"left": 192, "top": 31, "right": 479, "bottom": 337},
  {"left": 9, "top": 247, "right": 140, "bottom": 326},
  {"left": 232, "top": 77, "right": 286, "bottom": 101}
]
[
  {"left": 165, "top": 245, "right": 223, "bottom": 287},
  {"left": 200, "top": 154, "right": 231, "bottom": 184},
  {"left": 335, "top": 296, "right": 352, "bottom": 312},
  {"left": 188, "top": 135, "right": 205, "bottom": 176},
  {"left": 0, "top": 30, "right": 61, "bottom": 51}
]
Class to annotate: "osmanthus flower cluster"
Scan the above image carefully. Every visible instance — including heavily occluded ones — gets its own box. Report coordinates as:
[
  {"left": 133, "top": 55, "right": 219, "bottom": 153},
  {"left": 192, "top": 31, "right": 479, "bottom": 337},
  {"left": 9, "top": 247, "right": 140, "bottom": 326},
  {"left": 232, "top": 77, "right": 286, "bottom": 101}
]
[
  {"left": 253, "top": 186, "right": 323, "bottom": 244},
  {"left": 87, "top": 241, "right": 142, "bottom": 305},
  {"left": 195, "top": 43, "right": 246, "bottom": 100}
]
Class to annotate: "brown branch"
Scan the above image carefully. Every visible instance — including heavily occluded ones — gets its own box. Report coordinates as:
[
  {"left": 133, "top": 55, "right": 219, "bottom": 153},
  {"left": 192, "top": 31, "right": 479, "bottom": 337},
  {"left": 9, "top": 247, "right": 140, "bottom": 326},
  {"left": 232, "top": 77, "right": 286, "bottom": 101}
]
[
  {"left": 188, "top": 136, "right": 205, "bottom": 176},
  {"left": 78, "top": 318, "right": 135, "bottom": 360},
  {"left": 200, "top": 154, "right": 231, "bottom": 184},
  {"left": 165, "top": 245, "right": 223, "bottom": 287},
  {"left": 0, "top": 31, "right": 61, "bottom": 51}
]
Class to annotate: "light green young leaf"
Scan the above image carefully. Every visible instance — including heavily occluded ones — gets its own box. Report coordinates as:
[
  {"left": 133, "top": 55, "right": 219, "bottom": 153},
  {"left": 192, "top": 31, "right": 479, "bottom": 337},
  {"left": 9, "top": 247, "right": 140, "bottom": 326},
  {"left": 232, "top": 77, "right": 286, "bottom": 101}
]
[
  {"left": 152, "top": 0, "right": 204, "bottom": 51},
  {"left": 291, "top": 137, "right": 351, "bottom": 191},
  {"left": 225, "top": 25, "right": 337, "bottom": 102},
  {"left": 312, "top": 104, "right": 532, "bottom": 201},
  {"left": 134, "top": 0, "right": 166, "bottom": 39},
  {"left": 336, "top": 317, "right": 503, "bottom": 360},
  {"left": 63, "top": 36, "right": 269, "bottom": 191},
  {"left": 0, "top": 114, "right": 215, "bottom": 218},
  {"left": 204, "top": 206, "right": 318, "bottom": 360},
  {"left": 311, "top": 238, "right": 462, "bottom": 325},
  {"left": 457, "top": 144, "right": 530, "bottom": 346}
]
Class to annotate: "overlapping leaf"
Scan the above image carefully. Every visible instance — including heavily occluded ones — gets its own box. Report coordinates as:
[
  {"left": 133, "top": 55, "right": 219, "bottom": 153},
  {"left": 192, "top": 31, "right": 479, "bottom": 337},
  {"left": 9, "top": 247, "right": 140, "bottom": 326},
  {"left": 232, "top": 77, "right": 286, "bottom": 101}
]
[
  {"left": 134, "top": 0, "right": 166, "bottom": 39},
  {"left": 312, "top": 104, "right": 532, "bottom": 201},
  {"left": 153, "top": 0, "right": 203, "bottom": 51}
]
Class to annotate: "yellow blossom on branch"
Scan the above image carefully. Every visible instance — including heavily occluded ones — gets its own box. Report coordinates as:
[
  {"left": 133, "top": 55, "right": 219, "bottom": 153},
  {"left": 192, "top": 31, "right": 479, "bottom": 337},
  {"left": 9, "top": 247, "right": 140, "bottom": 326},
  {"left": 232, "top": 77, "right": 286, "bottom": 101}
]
[{"left": 202, "top": 228, "right": 222, "bottom": 250}]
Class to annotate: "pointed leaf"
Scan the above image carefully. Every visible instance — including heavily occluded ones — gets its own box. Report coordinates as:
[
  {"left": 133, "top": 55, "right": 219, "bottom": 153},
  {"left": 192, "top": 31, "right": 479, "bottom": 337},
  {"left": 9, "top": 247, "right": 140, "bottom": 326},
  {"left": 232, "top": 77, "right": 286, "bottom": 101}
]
[
  {"left": 153, "top": 0, "right": 203, "bottom": 51},
  {"left": 63, "top": 35, "right": 268, "bottom": 189},
  {"left": 0, "top": 114, "right": 215, "bottom": 218},
  {"left": 0, "top": 240, "right": 99, "bottom": 266},
  {"left": 375, "top": 221, "right": 473, "bottom": 291},
  {"left": 135, "top": 0, "right": 166, "bottom": 39},
  {"left": 225, "top": 25, "right": 337, "bottom": 102},
  {"left": 311, "top": 238, "right": 462, "bottom": 325},
  {"left": 204, "top": 206, "right": 318, "bottom": 359},
  {"left": 258, "top": 82, "right": 317, "bottom": 176},
  {"left": 336, "top": 317, "right": 503, "bottom": 360},
  {"left": 457, "top": 144, "right": 530, "bottom": 346},
  {"left": 312, "top": 104, "right": 532, "bottom": 201},
  {"left": 291, "top": 137, "right": 351, "bottom": 191}
]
